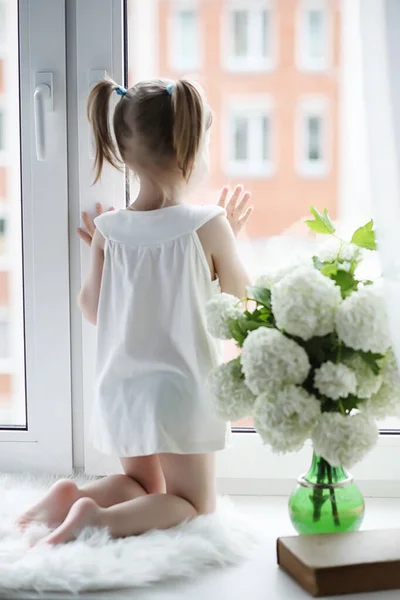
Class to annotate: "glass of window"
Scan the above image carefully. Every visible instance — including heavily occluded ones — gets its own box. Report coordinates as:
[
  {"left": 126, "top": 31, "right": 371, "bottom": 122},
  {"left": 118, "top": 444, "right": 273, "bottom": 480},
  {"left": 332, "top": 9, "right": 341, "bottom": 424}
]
[{"left": 0, "top": 0, "right": 26, "bottom": 428}]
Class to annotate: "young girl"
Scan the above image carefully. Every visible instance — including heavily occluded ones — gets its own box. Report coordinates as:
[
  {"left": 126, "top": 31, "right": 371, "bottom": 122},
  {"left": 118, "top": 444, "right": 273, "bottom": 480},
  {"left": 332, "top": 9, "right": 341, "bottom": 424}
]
[{"left": 18, "top": 78, "right": 252, "bottom": 544}]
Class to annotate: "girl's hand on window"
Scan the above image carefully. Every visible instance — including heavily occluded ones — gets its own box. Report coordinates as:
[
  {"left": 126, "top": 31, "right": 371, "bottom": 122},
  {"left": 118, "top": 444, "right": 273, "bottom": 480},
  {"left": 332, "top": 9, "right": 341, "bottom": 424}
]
[
  {"left": 77, "top": 203, "right": 114, "bottom": 246},
  {"left": 217, "top": 185, "right": 253, "bottom": 237}
]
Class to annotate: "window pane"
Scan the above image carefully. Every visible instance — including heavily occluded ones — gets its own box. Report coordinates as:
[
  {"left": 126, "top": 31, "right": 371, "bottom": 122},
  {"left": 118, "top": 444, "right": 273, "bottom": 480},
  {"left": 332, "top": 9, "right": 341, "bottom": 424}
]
[
  {"left": 128, "top": 3, "right": 394, "bottom": 432},
  {"left": 261, "top": 9, "right": 270, "bottom": 58},
  {"left": 178, "top": 10, "right": 197, "bottom": 62},
  {"left": 0, "top": 0, "right": 26, "bottom": 428},
  {"left": 233, "top": 10, "right": 248, "bottom": 57},
  {"left": 233, "top": 116, "right": 248, "bottom": 160},
  {"left": 307, "top": 115, "right": 322, "bottom": 161},
  {"left": 0, "top": 111, "right": 3, "bottom": 151},
  {"left": 308, "top": 10, "right": 324, "bottom": 59},
  {"left": 261, "top": 115, "right": 270, "bottom": 161},
  {"left": 0, "top": 319, "right": 9, "bottom": 358}
]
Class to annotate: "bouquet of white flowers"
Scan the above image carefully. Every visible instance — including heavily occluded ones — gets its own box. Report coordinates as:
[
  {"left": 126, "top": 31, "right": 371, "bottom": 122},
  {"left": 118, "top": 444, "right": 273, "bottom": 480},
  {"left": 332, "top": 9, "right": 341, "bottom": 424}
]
[{"left": 206, "top": 207, "right": 400, "bottom": 470}]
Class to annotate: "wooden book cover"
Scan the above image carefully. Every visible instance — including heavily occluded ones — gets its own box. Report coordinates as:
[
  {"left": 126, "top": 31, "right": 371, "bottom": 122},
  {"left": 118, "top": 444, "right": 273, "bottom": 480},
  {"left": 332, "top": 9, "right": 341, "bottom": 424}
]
[{"left": 277, "top": 529, "right": 400, "bottom": 597}]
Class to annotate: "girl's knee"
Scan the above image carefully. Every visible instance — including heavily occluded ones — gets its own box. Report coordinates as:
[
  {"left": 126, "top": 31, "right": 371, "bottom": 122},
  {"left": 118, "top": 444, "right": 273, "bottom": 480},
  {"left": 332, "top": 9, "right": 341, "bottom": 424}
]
[{"left": 188, "top": 497, "right": 216, "bottom": 517}]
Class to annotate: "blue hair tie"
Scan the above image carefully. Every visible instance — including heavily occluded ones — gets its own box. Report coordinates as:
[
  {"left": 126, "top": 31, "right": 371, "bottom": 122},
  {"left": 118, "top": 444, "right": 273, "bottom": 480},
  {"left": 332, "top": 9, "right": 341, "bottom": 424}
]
[
  {"left": 166, "top": 83, "right": 174, "bottom": 96},
  {"left": 115, "top": 86, "right": 127, "bottom": 96}
]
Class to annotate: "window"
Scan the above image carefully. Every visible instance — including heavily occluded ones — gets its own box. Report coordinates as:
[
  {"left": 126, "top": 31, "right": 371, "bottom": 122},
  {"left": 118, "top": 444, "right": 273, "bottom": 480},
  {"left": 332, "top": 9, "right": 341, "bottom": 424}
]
[
  {"left": 0, "top": 215, "right": 6, "bottom": 255},
  {"left": 0, "top": 314, "right": 9, "bottom": 359},
  {"left": 0, "top": 110, "right": 4, "bottom": 152},
  {"left": 297, "top": 98, "right": 329, "bottom": 176},
  {"left": 0, "top": 2, "right": 5, "bottom": 50},
  {"left": 169, "top": 5, "right": 200, "bottom": 72},
  {"left": 225, "top": 98, "right": 273, "bottom": 177},
  {"left": 0, "top": 0, "right": 72, "bottom": 472},
  {"left": 297, "top": 1, "right": 329, "bottom": 71},
  {"left": 224, "top": 2, "right": 274, "bottom": 72}
]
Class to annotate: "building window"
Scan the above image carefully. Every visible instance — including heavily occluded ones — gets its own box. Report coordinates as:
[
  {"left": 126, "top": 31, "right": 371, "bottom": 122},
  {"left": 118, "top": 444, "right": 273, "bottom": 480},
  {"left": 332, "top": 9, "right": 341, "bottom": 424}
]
[
  {"left": 0, "top": 2, "right": 5, "bottom": 46},
  {"left": 0, "top": 216, "right": 6, "bottom": 255},
  {"left": 297, "top": 1, "right": 329, "bottom": 71},
  {"left": 225, "top": 3, "right": 274, "bottom": 72},
  {"left": 0, "top": 317, "right": 9, "bottom": 359},
  {"left": 298, "top": 99, "right": 329, "bottom": 177},
  {"left": 169, "top": 6, "right": 200, "bottom": 72},
  {"left": 226, "top": 98, "right": 274, "bottom": 177},
  {"left": 0, "top": 111, "right": 4, "bottom": 151}
]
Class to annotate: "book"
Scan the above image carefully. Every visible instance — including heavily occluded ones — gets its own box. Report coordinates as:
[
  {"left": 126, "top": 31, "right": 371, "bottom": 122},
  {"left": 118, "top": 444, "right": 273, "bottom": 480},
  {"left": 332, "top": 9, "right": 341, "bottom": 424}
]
[{"left": 277, "top": 529, "right": 400, "bottom": 597}]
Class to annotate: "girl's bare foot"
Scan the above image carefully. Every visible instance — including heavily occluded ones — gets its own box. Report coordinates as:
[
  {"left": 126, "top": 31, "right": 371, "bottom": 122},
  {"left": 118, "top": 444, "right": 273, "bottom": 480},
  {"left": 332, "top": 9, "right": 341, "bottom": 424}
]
[
  {"left": 39, "top": 498, "right": 103, "bottom": 545},
  {"left": 17, "top": 479, "right": 80, "bottom": 531}
]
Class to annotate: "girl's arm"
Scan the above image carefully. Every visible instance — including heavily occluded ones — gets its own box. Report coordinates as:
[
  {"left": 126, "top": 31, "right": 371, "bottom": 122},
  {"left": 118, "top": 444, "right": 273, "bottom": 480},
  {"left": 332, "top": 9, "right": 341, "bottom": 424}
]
[
  {"left": 198, "top": 185, "right": 253, "bottom": 298},
  {"left": 78, "top": 229, "right": 104, "bottom": 325},
  {"left": 77, "top": 203, "right": 111, "bottom": 325}
]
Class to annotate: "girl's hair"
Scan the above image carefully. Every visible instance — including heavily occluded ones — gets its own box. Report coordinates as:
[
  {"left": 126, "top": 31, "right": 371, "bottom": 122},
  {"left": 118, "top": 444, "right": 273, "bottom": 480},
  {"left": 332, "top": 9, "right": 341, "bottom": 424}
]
[{"left": 87, "top": 78, "right": 206, "bottom": 184}]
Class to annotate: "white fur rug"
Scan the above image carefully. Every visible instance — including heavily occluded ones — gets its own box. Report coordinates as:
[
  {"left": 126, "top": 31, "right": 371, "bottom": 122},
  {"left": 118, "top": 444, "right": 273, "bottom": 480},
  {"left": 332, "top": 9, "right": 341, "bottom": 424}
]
[{"left": 0, "top": 473, "right": 268, "bottom": 595}]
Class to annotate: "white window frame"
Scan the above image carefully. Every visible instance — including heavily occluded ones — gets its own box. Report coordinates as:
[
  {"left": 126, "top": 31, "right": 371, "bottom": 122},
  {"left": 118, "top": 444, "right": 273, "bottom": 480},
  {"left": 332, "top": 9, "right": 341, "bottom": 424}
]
[
  {"left": 67, "top": 0, "right": 125, "bottom": 474},
  {"left": 168, "top": 0, "right": 201, "bottom": 73},
  {"left": 222, "top": 0, "right": 276, "bottom": 73},
  {"left": 296, "top": 95, "right": 330, "bottom": 177},
  {"left": 0, "top": 0, "right": 72, "bottom": 473},
  {"left": 296, "top": 0, "right": 331, "bottom": 72},
  {"left": 223, "top": 95, "right": 275, "bottom": 178},
  {"left": 1, "top": 0, "right": 399, "bottom": 498}
]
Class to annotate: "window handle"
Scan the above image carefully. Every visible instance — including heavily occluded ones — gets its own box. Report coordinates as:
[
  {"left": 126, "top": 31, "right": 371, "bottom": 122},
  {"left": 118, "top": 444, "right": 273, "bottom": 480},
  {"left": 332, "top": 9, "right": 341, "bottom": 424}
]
[{"left": 34, "top": 73, "right": 53, "bottom": 161}]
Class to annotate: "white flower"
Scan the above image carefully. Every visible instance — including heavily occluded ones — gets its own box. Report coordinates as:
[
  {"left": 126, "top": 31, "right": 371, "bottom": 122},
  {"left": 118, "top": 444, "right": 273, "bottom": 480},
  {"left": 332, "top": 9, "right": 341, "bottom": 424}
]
[
  {"left": 208, "top": 360, "right": 256, "bottom": 421},
  {"left": 379, "top": 349, "right": 400, "bottom": 389},
  {"left": 318, "top": 238, "right": 341, "bottom": 263},
  {"left": 344, "top": 354, "right": 382, "bottom": 399},
  {"left": 318, "top": 239, "right": 362, "bottom": 263},
  {"left": 312, "top": 412, "right": 378, "bottom": 468},
  {"left": 339, "top": 243, "right": 362, "bottom": 262},
  {"left": 335, "top": 283, "right": 391, "bottom": 353},
  {"left": 254, "top": 385, "right": 321, "bottom": 453},
  {"left": 206, "top": 293, "right": 242, "bottom": 340},
  {"left": 362, "top": 350, "right": 400, "bottom": 418},
  {"left": 240, "top": 328, "right": 310, "bottom": 395},
  {"left": 256, "top": 258, "right": 313, "bottom": 290},
  {"left": 271, "top": 266, "right": 342, "bottom": 340},
  {"left": 314, "top": 361, "right": 357, "bottom": 400},
  {"left": 362, "top": 384, "right": 400, "bottom": 419}
]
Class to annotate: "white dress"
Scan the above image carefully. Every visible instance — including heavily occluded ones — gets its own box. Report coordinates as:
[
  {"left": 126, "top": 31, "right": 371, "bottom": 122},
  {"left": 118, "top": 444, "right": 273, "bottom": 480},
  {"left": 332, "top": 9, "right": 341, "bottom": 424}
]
[{"left": 91, "top": 204, "right": 231, "bottom": 457}]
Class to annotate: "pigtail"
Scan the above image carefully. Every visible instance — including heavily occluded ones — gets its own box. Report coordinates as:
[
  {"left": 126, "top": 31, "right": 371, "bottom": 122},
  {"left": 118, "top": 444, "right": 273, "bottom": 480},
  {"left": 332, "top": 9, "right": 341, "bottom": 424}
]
[
  {"left": 87, "top": 79, "right": 123, "bottom": 183},
  {"left": 170, "top": 80, "right": 204, "bottom": 181}
]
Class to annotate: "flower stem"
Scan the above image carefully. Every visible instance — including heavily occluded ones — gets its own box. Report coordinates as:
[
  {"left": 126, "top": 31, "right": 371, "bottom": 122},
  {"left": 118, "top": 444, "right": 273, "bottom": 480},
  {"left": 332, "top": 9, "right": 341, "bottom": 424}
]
[
  {"left": 312, "top": 459, "right": 326, "bottom": 522},
  {"left": 327, "top": 463, "right": 340, "bottom": 527}
]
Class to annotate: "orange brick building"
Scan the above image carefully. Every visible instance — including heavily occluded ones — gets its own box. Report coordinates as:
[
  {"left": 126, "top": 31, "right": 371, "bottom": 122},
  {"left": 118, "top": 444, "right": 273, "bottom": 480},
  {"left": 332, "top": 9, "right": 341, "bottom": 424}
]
[{"left": 129, "top": 0, "right": 340, "bottom": 238}]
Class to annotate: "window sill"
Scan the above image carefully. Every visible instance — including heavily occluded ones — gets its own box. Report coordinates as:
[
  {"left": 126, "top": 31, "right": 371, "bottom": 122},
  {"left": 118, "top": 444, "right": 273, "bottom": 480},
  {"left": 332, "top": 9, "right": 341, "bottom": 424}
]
[
  {"left": 297, "top": 163, "right": 329, "bottom": 178},
  {"left": 297, "top": 61, "right": 330, "bottom": 73},
  {"left": 168, "top": 62, "right": 202, "bottom": 74},
  {"left": 224, "top": 163, "right": 275, "bottom": 178},
  {"left": 216, "top": 431, "right": 400, "bottom": 497},
  {"left": 224, "top": 61, "right": 276, "bottom": 74}
]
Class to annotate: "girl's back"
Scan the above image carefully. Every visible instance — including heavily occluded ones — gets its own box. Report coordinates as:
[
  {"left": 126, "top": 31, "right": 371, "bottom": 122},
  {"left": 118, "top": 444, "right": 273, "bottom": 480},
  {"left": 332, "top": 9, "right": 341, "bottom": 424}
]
[{"left": 91, "top": 204, "right": 230, "bottom": 457}]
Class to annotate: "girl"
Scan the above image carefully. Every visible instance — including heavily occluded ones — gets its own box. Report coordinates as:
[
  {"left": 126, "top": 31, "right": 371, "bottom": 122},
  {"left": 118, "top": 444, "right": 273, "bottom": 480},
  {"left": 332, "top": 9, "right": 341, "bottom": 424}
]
[{"left": 18, "top": 78, "right": 252, "bottom": 544}]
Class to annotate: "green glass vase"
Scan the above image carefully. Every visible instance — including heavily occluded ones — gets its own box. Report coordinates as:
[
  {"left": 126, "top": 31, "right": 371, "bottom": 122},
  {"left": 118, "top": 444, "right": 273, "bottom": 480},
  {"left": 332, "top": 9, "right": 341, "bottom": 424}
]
[{"left": 288, "top": 452, "right": 365, "bottom": 535}]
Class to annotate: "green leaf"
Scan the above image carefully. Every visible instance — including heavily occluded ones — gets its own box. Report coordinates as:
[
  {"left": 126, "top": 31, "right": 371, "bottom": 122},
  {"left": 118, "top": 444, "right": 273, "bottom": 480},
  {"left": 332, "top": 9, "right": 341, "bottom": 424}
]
[
  {"left": 313, "top": 256, "right": 338, "bottom": 277},
  {"left": 296, "top": 333, "right": 339, "bottom": 367},
  {"left": 331, "top": 270, "right": 359, "bottom": 298},
  {"left": 358, "top": 351, "right": 385, "bottom": 375},
  {"left": 351, "top": 220, "right": 376, "bottom": 250},
  {"left": 340, "top": 395, "right": 361, "bottom": 412},
  {"left": 228, "top": 320, "right": 246, "bottom": 347},
  {"left": 238, "top": 314, "right": 266, "bottom": 333},
  {"left": 305, "top": 207, "right": 336, "bottom": 235},
  {"left": 247, "top": 286, "right": 271, "bottom": 308},
  {"left": 321, "top": 263, "right": 339, "bottom": 277}
]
